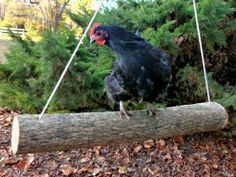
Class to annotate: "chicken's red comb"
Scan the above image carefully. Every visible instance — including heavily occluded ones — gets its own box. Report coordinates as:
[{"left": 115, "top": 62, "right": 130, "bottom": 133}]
[{"left": 90, "top": 23, "right": 101, "bottom": 38}]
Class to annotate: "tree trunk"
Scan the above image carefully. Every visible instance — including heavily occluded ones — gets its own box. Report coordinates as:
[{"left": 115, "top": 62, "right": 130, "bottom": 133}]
[
  {"left": 53, "top": 0, "right": 70, "bottom": 30},
  {"left": 11, "top": 102, "right": 228, "bottom": 154}
]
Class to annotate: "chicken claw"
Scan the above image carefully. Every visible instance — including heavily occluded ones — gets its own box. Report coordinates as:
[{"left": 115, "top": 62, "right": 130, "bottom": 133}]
[{"left": 119, "top": 101, "right": 133, "bottom": 120}]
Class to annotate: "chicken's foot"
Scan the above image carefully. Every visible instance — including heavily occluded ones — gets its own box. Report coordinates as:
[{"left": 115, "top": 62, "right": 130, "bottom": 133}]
[
  {"left": 119, "top": 101, "right": 133, "bottom": 120},
  {"left": 146, "top": 102, "right": 156, "bottom": 117}
]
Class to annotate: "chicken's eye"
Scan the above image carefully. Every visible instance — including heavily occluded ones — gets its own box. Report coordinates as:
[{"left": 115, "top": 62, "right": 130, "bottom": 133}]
[{"left": 96, "top": 31, "right": 101, "bottom": 36}]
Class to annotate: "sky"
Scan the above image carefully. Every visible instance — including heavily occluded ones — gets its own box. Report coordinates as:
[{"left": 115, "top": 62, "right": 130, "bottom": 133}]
[
  {"left": 96, "top": 0, "right": 117, "bottom": 9},
  {"left": 69, "top": 0, "right": 117, "bottom": 10}
]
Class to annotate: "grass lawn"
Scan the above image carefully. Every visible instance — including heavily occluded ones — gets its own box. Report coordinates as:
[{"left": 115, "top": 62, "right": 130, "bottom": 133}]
[{"left": 0, "top": 35, "right": 14, "bottom": 64}]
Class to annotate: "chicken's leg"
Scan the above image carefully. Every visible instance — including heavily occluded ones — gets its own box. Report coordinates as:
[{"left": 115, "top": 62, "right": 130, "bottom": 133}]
[
  {"left": 119, "top": 101, "right": 133, "bottom": 120},
  {"left": 146, "top": 102, "right": 156, "bottom": 117}
]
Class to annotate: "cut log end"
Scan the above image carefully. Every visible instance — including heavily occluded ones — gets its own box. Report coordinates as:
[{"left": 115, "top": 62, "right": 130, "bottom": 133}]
[
  {"left": 11, "top": 116, "right": 19, "bottom": 154},
  {"left": 11, "top": 102, "right": 229, "bottom": 154}
]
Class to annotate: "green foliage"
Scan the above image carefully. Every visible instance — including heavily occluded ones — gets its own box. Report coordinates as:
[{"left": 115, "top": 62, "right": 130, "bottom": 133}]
[
  {"left": 197, "top": 0, "right": 234, "bottom": 50},
  {"left": 142, "top": 20, "right": 179, "bottom": 55},
  {"left": 217, "top": 93, "right": 236, "bottom": 110},
  {"left": 0, "top": 83, "right": 39, "bottom": 113},
  {"left": 99, "top": 0, "right": 235, "bottom": 52},
  {"left": 174, "top": 64, "right": 236, "bottom": 110},
  {"left": 224, "top": 116, "right": 236, "bottom": 138},
  {"left": 175, "top": 65, "right": 231, "bottom": 103},
  {"left": 224, "top": 130, "right": 236, "bottom": 138},
  {"left": 0, "top": 30, "right": 114, "bottom": 113}
]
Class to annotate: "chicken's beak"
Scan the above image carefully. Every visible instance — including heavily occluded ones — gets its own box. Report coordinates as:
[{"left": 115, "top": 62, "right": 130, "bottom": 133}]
[{"left": 90, "top": 35, "right": 96, "bottom": 44}]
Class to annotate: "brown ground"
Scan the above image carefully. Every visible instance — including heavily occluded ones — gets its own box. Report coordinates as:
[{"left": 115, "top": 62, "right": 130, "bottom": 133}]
[{"left": 0, "top": 108, "right": 235, "bottom": 177}]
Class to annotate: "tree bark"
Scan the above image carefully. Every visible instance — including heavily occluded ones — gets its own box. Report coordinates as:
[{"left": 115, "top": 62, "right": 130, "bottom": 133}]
[
  {"left": 53, "top": 0, "right": 70, "bottom": 30},
  {"left": 11, "top": 102, "right": 228, "bottom": 154}
]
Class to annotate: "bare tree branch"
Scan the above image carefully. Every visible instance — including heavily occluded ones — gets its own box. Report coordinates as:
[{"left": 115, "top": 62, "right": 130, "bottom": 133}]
[{"left": 53, "top": 0, "right": 70, "bottom": 30}]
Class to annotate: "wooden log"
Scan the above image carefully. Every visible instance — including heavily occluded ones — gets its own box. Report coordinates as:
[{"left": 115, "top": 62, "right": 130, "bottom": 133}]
[{"left": 11, "top": 102, "right": 228, "bottom": 154}]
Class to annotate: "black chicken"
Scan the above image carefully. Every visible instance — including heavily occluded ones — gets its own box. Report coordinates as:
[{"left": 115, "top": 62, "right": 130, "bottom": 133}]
[{"left": 90, "top": 23, "right": 172, "bottom": 119}]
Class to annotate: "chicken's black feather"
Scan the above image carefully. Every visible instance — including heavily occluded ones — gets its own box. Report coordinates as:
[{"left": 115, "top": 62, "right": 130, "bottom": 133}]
[{"left": 95, "top": 25, "right": 172, "bottom": 103}]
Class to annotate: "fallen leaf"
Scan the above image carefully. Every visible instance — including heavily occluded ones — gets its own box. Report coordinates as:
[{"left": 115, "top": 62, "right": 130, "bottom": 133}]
[
  {"left": 173, "top": 136, "right": 184, "bottom": 144},
  {"left": 134, "top": 145, "right": 142, "bottom": 153},
  {"left": 191, "top": 153, "right": 200, "bottom": 160},
  {"left": 6, "top": 169, "right": 21, "bottom": 177},
  {"left": 144, "top": 139, "right": 154, "bottom": 149},
  {"left": 156, "top": 139, "right": 165, "bottom": 150},
  {"left": 15, "top": 154, "right": 34, "bottom": 173},
  {"left": 205, "top": 144, "right": 213, "bottom": 153},
  {"left": 92, "top": 168, "right": 103, "bottom": 176},
  {"left": 39, "top": 174, "right": 50, "bottom": 177},
  {"left": 227, "top": 153, "right": 233, "bottom": 160},
  {"left": 147, "top": 168, "right": 155, "bottom": 175},
  {"left": 81, "top": 156, "right": 91, "bottom": 163},
  {"left": 0, "top": 156, "right": 5, "bottom": 164},
  {"left": 60, "top": 164, "right": 75, "bottom": 176},
  {"left": 222, "top": 149, "right": 228, "bottom": 154},
  {"left": 96, "top": 156, "right": 105, "bottom": 163},
  {"left": 45, "top": 160, "right": 57, "bottom": 170},
  {"left": 229, "top": 162, "right": 236, "bottom": 170},
  {"left": 118, "top": 166, "right": 127, "bottom": 174},
  {"left": 201, "top": 156, "right": 207, "bottom": 162},
  {"left": 5, "top": 116, "right": 13, "bottom": 123},
  {"left": 4, "top": 157, "right": 19, "bottom": 165},
  {"left": 173, "top": 146, "right": 182, "bottom": 159},
  {"left": 0, "top": 107, "right": 9, "bottom": 115},
  {"left": 122, "top": 157, "right": 131, "bottom": 164},
  {"left": 185, "top": 169, "right": 195, "bottom": 177},
  {"left": 0, "top": 171, "right": 7, "bottom": 177},
  {"left": 232, "top": 147, "right": 236, "bottom": 153},
  {"left": 77, "top": 166, "right": 91, "bottom": 175},
  {"left": 212, "top": 164, "right": 218, "bottom": 169},
  {"left": 3, "top": 116, "right": 13, "bottom": 127},
  {"left": 203, "top": 164, "right": 210, "bottom": 176},
  {"left": 162, "top": 153, "right": 172, "bottom": 163},
  {"left": 93, "top": 146, "right": 101, "bottom": 156},
  {"left": 174, "top": 159, "right": 183, "bottom": 166},
  {"left": 122, "top": 147, "right": 129, "bottom": 155}
]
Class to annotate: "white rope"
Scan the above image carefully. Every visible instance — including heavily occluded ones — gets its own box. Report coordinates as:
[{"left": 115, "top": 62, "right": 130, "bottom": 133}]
[
  {"left": 38, "top": 1, "right": 104, "bottom": 119},
  {"left": 192, "top": 0, "right": 211, "bottom": 103}
]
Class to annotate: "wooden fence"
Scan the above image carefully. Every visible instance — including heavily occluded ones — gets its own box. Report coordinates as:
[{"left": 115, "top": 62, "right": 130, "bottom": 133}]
[{"left": 0, "top": 27, "right": 27, "bottom": 36}]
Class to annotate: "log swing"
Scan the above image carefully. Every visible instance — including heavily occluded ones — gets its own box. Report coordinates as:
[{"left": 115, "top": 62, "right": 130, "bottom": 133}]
[{"left": 11, "top": 0, "right": 229, "bottom": 154}]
